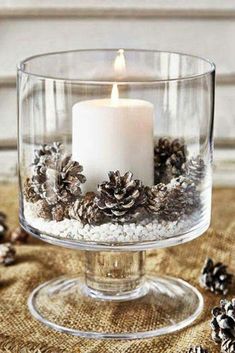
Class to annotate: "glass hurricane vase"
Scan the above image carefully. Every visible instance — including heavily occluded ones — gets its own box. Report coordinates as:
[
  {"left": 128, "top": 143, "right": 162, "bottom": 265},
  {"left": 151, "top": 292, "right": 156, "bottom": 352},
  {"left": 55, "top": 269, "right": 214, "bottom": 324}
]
[{"left": 17, "top": 49, "right": 215, "bottom": 339}]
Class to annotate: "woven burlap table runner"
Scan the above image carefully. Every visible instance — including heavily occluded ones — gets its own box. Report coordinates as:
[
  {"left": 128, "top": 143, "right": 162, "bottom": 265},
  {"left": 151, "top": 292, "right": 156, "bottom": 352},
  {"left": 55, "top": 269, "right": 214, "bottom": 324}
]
[{"left": 0, "top": 184, "right": 234, "bottom": 353}]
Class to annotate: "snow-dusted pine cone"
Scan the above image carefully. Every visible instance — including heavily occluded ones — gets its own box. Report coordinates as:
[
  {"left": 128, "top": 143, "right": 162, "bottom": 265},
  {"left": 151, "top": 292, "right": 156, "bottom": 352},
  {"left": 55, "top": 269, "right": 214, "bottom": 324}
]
[
  {"left": 0, "top": 243, "right": 16, "bottom": 265},
  {"left": 146, "top": 176, "right": 200, "bottom": 221},
  {"left": 32, "top": 155, "right": 86, "bottom": 205},
  {"left": 211, "top": 299, "right": 235, "bottom": 346},
  {"left": 0, "top": 211, "right": 8, "bottom": 242},
  {"left": 70, "top": 192, "right": 103, "bottom": 226},
  {"left": 32, "top": 142, "right": 63, "bottom": 168},
  {"left": 51, "top": 203, "right": 67, "bottom": 222},
  {"left": 182, "top": 156, "right": 206, "bottom": 186},
  {"left": 173, "top": 176, "right": 200, "bottom": 215},
  {"left": 221, "top": 338, "right": 235, "bottom": 353},
  {"left": 154, "top": 137, "right": 187, "bottom": 184},
  {"left": 96, "top": 171, "right": 146, "bottom": 223},
  {"left": 200, "top": 258, "right": 233, "bottom": 295},
  {"left": 23, "top": 177, "right": 40, "bottom": 203},
  {"left": 36, "top": 200, "right": 52, "bottom": 220},
  {"left": 188, "top": 346, "right": 209, "bottom": 353}
]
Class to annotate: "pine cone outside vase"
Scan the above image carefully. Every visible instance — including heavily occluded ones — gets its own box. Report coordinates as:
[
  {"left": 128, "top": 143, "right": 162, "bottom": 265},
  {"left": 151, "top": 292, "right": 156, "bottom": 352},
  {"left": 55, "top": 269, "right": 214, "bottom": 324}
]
[
  {"left": 96, "top": 171, "right": 146, "bottom": 223},
  {"left": 70, "top": 192, "right": 103, "bottom": 226},
  {"left": 0, "top": 211, "right": 8, "bottom": 242},
  {"left": 0, "top": 243, "right": 16, "bottom": 265},
  {"left": 211, "top": 299, "right": 235, "bottom": 347},
  {"left": 182, "top": 156, "right": 206, "bottom": 186},
  {"left": 222, "top": 339, "right": 235, "bottom": 353},
  {"left": 200, "top": 258, "right": 233, "bottom": 295},
  {"left": 154, "top": 137, "right": 187, "bottom": 184},
  {"left": 188, "top": 346, "right": 209, "bottom": 353}
]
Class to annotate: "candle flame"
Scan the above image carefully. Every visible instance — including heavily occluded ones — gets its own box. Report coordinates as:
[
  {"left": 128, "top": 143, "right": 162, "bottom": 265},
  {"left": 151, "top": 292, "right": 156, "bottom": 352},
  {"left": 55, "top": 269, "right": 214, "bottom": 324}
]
[
  {"left": 111, "top": 83, "right": 119, "bottom": 105},
  {"left": 114, "top": 49, "right": 126, "bottom": 77}
]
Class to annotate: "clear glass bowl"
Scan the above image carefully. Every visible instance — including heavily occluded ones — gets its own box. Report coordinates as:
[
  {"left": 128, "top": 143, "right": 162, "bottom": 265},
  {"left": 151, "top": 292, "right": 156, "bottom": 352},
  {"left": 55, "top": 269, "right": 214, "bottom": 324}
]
[
  {"left": 18, "top": 49, "right": 215, "bottom": 251},
  {"left": 18, "top": 49, "right": 215, "bottom": 338}
]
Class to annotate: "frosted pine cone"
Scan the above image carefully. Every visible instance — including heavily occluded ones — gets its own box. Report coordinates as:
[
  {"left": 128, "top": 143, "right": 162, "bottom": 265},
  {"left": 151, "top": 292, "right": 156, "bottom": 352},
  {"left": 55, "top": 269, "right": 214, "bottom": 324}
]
[
  {"left": 173, "top": 176, "right": 200, "bottom": 215},
  {"left": 96, "top": 171, "right": 146, "bottom": 223},
  {"left": 200, "top": 258, "right": 233, "bottom": 295},
  {"left": 0, "top": 211, "right": 8, "bottom": 242},
  {"left": 36, "top": 200, "right": 52, "bottom": 220},
  {"left": 211, "top": 299, "right": 235, "bottom": 346},
  {"left": 33, "top": 142, "right": 63, "bottom": 168},
  {"left": 51, "top": 204, "right": 67, "bottom": 222},
  {"left": 188, "top": 346, "right": 209, "bottom": 353},
  {"left": 154, "top": 137, "right": 187, "bottom": 184},
  {"left": 35, "top": 155, "right": 86, "bottom": 205},
  {"left": 24, "top": 177, "right": 40, "bottom": 203},
  {"left": 146, "top": 176, "right": 200, "bottom": 221},
  {"left": 182, "top": 156, "right": 206, "bottom": 185},
  {"left": 70, "top": 192, "right": 103, "bottom": 226},
  {"left": 222, "top": 338, "right": 235, "bottom": 353},
  {"left": 0, "top": 243, "right": 16, "bottom": 265}
]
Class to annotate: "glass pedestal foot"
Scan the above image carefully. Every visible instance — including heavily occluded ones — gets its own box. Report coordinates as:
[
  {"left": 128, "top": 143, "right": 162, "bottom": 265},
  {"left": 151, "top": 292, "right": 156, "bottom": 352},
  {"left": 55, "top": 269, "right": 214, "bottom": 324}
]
[{"left": 28, "top": 275, "right": 203, "bottom": 339}]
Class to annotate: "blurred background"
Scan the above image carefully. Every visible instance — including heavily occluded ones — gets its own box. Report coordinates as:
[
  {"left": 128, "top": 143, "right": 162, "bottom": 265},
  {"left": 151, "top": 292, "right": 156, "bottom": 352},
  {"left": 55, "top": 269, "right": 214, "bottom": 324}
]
[{"left": 0, "top": 0, "right": 234, "bottom": 185}]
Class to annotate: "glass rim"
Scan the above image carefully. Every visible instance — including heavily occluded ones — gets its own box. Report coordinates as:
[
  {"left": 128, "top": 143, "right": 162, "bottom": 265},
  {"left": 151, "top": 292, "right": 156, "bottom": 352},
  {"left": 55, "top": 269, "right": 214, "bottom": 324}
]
[{"left": 17, "top": 48, "right": 216, "bottom": 84}]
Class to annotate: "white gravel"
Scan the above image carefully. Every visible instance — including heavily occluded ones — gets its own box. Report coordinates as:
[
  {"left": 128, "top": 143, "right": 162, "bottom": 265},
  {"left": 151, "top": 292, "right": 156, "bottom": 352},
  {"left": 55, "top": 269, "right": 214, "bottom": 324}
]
[{"left": 24, "top": 202, "right": 201, "bottom": 243}]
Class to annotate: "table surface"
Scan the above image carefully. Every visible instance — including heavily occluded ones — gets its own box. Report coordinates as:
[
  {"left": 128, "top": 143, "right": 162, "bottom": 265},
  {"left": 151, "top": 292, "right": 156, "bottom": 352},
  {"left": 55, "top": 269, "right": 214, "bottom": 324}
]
[{"left": 0, "top": 184, "right": 234, "bottom": 353}]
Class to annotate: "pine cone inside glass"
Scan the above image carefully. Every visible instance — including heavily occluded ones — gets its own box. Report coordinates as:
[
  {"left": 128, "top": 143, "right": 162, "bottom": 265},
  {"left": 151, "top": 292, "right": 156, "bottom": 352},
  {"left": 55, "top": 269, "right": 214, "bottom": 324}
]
[
  {"left": 188, "top": 346, "right": 210, "bottom": 353},
  {"left": 96, "top": 171, "right": 146, "bottom": 223},
  {"left": 200, "top": 258, "right": 233, "bottom": 295},
  {"left": 0, "top": 243, "right": 16, "bottom": 265},
  {"left": 10, "top": 227, "right": 28, "bottom": 244},
  {"left": 211, "top": 299, "right": 235, "bottom": 346},
  {"left": 154, "top": 137, "right": 187, "bottom": 184},
  {"left": 221, "top": 338, "right": 235, "bottom": 353},
  {"left": 145, "top": 176, "right": 200, "bottom": 222},
  {"left": 182, "top": 156, "right": 206, "bottom": 186},
  {"left": 0, "top": 211, "right": 8, "bottom": 242},
  {"left": 70, "top": 192, "right": 103, "bottom": 226},
  {"left": 36, "top": 200, "right": 52, "bottom": 220},
  {"left": 31, "top": 155, "right": 86, "bottom": 206},
  {"left": 32, "top": 142, "right": 63, "bottom": 168},
  {"left": 24, "top": 177, "right": 40, "bottom": 203}
]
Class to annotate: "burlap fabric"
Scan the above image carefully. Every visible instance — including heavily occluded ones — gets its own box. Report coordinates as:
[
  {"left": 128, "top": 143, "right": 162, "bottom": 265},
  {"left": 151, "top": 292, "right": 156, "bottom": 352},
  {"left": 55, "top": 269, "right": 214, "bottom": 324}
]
[{"left": 0, "top": 183, "right": 234, "bottom": 353}]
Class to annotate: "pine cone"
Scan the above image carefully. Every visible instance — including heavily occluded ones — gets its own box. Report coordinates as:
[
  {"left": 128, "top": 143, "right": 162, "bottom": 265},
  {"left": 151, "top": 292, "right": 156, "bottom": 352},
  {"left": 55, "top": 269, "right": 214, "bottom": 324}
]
[
  {"left": 36, "top": 200, "right": 52, "bottom": 220},
  {"left": 211, "top": 299, "right": 235, "bottom": 345},
  {"left": 188, "top": 346, "right": 209, "bottom": 353},
  {"left": 32, "top": 155, "right": 86, "bottom": 206},
  {"left": 10, "top": 227, "right": 28, "bottom": 244},
  {"left": 51, "top": 204, "right": 67, "bottom": 222},
  {"left": 174, "top": 176, "right": 200, "bottom": 215},
  {"left": 200, "top": 258, "right": 233, "bottom": 295},
  {"left": 33, "top": 142, "right": 63, "bottom": 168},
  {"left": 0, "top": 243, "right": 16, "bottom": 265},
  {"left": 182, "top": 156, "right": 206, "bottom": 185},
  {"left": 70, "top": 192, "right": 103, "bottom": 225},
  {"left": 24, "top": 178, "right": 40, "bottom": 203},
  {"left": 96, "top": 171, "right": 146, "bottom": 223},
  {"left": 154, "top": 137, "right": 187, "bottom": 184},
  {"left": 0, "top": 211, "right": 8, "bottom": 242},
  {"left": 146, "top": 176, "right": 200, "bottom": 221},
  {"left": 222, "top": 338, "right": 235, "bottom": 353}
]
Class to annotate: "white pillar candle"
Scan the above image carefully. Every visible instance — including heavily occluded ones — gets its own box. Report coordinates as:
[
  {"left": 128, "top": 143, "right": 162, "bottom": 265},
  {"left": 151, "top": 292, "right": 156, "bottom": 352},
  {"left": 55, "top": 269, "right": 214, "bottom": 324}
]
[{"left": 72, "top": 94, "right": 154, "bottom": 192}]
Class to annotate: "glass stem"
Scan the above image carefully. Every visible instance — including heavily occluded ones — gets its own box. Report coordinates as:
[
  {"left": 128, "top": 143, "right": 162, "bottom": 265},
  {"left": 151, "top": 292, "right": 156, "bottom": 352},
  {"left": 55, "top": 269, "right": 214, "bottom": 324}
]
[{"left": 84, "top": 250, "right": 146, "bottom": 298}]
